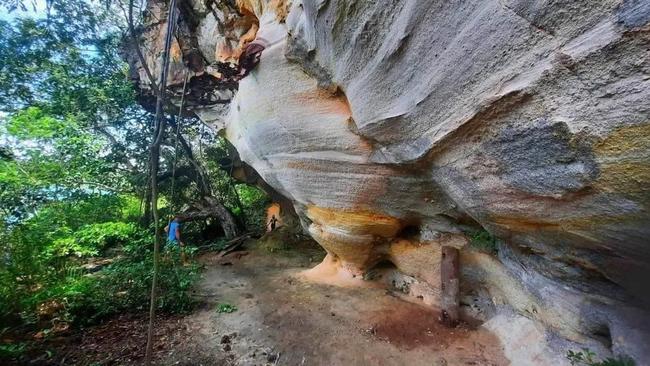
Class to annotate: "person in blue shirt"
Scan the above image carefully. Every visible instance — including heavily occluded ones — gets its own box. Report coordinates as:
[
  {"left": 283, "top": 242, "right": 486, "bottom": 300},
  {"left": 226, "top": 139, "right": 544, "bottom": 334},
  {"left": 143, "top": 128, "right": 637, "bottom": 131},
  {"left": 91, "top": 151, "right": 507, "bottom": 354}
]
[{"left": 164, "top": 215, "right": 185, "bottom": 262}]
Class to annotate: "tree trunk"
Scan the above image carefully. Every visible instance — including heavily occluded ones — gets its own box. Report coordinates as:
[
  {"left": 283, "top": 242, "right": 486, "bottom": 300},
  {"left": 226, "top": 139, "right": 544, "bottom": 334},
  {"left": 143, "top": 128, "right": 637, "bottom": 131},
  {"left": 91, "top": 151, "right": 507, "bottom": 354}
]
[
  {"left": 144, "top": 0, "right": 177, "bottom": 363},
  {"left": 167, "top": 117, "right": 213, "bottom": 197},
  {"left": 141, "top": 185, "right": 152, "bottom": 226},
  {"left": 440, "top": 246, "right": 460, "bottom": 327},
  {"left": 181, "top": 196, "right": 241, "bottom": 239}
]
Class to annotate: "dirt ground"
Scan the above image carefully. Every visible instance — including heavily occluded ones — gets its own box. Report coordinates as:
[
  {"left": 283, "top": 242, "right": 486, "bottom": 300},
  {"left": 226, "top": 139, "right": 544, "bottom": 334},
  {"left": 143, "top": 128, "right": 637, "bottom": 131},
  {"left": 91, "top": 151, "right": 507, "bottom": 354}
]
[{"left": 24, "top": 238, "right": 509, "bottom": 365}]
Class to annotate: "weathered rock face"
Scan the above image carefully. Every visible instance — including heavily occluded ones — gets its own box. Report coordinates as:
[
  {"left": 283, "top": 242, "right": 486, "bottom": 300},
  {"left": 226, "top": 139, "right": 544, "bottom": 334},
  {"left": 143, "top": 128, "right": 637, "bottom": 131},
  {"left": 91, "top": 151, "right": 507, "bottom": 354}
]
[{"left": 130, "top": 0, "right": 650, "bottom": 363}]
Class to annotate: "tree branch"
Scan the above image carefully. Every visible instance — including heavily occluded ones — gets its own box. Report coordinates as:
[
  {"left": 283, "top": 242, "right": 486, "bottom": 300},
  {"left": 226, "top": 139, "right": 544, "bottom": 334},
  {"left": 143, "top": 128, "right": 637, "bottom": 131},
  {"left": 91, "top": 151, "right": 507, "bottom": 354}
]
[
  {"left": 158, "top": 165, "right": 196, "bottom": 183},
  {"left": 167, "top": 117, "right": 212, "bottom": 197},
  {"left": 181, "top": 196, "right": 241, "bottom": 239},
  {"left": 94, "top": 126, "right": 137, "bottom": 171}
]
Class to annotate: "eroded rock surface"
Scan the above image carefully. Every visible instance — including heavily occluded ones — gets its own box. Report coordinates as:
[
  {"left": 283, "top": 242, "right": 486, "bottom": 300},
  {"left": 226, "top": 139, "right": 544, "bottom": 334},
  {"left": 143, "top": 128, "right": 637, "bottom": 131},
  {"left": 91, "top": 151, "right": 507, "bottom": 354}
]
[{"left": 128, "top": 0, "right": 650, "bottom": 363}]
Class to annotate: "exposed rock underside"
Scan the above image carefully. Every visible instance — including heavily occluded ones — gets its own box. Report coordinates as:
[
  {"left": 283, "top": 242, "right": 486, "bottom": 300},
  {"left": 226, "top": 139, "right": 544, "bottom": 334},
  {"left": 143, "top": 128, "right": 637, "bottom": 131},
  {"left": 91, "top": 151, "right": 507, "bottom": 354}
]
[{"left": 128, "top": 0, "right": 650, "bottom": 363}]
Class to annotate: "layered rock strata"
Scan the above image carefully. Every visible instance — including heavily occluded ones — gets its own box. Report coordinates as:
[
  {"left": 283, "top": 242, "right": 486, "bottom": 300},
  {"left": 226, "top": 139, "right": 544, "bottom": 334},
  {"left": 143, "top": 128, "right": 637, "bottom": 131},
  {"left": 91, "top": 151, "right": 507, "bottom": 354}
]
[{"left": 129, "top": 0, "right": 650, "bottom": 363}]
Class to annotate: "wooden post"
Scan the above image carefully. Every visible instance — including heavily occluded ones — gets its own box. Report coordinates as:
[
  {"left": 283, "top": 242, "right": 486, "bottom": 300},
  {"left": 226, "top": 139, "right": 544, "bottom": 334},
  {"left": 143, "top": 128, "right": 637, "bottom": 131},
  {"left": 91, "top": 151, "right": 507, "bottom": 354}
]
[{"left": 440, "top": 246, "right": 460, "bottom": 327}]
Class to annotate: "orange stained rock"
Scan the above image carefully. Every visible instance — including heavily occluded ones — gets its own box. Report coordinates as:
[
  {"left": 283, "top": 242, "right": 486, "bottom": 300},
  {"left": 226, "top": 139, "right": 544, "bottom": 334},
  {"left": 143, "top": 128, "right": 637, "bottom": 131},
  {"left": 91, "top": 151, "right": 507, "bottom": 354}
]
[
  {"left": 213, "top": 4, "right": 259, "bottom": 62},
  {"left": 238, "top": 23, "right": 260, "bottom": 51},
  {"left": 266, "top": 202, "right": 281, "bottom": 217},
  {"left": 594, "top": 122, "right": 650, "bottom": 199},
  {"left": 306, "top": 206, "right": 402, "bottom": 237},
  {"left": 308, "top": 228, "right": 378, "bottom": 272},
  {"left": 215, "top": 40, "right": 237, "bottom": 63},
  {"left": 237, "top": 0, "right": 263, "bottom": 17},
  {"left": 594, "top": 123, "right": 650, "bottom": 158},
  {"left": 487, "top": 123, "right": 650, "bottom": 239},
  {"left": 269, "top": 0, "right": 289, "bottom": 22},
  {"left": 306, "top": 206, "right": 403, "bottom": 273},
  {"left": 389, "top": 238, "right": 442, "bottom": 288},
  {"left": 292, "top": 89, "right": 353, "bottom": 115},
  {"left": 388, "top": 234, "right": 468, "bottom": 291},
  {"left": 236, "top": 0, "right": 288, "bottom": 24},
  {"left": 231, "top": 11, "right": 259, "bottom": 32},
  {"left": 266, "top": 203, "right": 282, "bottom": 232},
  {"left": 170, "top": 40, "right": 182, "bottom": 62},
  {"left": 298, "top": 253, "right": 378, "bottom": 287}
]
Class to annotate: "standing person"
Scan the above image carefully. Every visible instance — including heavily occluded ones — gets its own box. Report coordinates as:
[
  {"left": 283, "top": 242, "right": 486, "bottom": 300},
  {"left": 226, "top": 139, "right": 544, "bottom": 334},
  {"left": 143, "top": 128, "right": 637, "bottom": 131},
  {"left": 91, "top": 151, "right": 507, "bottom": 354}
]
[
  {"left": 164, "top": 215, "right": 185, "bottom": 263},
  {"left": 268, "top": 214, "right": 278, "bottom": 232}
]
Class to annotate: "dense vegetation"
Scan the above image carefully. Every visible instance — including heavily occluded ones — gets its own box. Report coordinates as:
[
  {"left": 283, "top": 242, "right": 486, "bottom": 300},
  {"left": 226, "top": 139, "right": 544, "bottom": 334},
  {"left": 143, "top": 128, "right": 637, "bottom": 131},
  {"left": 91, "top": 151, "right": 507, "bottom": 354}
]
[{"left": 0, "top": 0, "right": 269, "bottom": 360}]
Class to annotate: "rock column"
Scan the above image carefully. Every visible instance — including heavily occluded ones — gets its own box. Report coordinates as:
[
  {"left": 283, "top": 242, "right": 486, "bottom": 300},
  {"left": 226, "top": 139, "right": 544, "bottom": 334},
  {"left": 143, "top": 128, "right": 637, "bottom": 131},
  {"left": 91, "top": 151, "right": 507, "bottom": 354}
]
[{"left": 440, "top": 246, "right": 460, "bottom": 326}]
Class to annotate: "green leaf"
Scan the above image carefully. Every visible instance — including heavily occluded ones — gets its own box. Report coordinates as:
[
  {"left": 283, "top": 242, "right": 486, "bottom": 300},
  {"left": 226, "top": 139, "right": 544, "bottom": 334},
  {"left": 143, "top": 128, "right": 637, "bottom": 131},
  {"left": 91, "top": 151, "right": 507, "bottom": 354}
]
[{"left": 6, "top": 107, "right": 68, "bottom": 139}]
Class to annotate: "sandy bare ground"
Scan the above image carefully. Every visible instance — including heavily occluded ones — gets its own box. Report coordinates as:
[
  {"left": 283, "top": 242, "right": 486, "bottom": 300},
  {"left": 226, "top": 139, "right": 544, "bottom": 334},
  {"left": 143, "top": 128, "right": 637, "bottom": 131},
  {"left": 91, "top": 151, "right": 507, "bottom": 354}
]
[
  {"left": 159, "top": 239, "right": 507, "bottom": 366},
  {"left": 22, "top": 239, "right": 508, "bottom": 365}
]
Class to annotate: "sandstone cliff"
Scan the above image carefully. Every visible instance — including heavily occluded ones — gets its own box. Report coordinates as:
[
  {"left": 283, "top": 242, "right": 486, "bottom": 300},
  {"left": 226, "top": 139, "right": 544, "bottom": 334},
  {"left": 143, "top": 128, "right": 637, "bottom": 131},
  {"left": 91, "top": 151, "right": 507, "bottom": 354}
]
[{"left": 127, "top": 0, "right": 650, "bottom": 363}]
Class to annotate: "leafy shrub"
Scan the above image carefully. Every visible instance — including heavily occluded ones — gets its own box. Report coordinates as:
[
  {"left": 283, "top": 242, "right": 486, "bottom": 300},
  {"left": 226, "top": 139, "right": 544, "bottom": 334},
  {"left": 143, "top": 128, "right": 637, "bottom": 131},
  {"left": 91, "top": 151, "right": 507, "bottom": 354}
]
[
  {"left": 0, "top": 207, "right": 199, "bottom": 328},
  {"left": 46, "top": 222, "right": 138, "bottom": 258},
  {"left": 237, "top": 185, "right": 270, "bottom": 234},
  {"left": 13, "top": 256, "right": 199, "bottom": 327},
  {"left": 6, "top": 107, "right": 68, "bottom": 139},
  {"left": 567, "top": 349, "right": 635, "bottom": 366}
]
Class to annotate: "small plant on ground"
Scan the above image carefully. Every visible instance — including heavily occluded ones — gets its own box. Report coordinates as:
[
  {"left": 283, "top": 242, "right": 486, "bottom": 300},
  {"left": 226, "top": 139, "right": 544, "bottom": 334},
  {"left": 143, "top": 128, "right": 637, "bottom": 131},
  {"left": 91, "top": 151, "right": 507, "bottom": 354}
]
[
  {"left": 468, "top": 229, "right": 499, "bottom": 254},
  {"left": 567, "top": 349, "right": 635, "bottom": 366},
  {"left": 215, "top": 303, "right": 237, "bottom": 313}
]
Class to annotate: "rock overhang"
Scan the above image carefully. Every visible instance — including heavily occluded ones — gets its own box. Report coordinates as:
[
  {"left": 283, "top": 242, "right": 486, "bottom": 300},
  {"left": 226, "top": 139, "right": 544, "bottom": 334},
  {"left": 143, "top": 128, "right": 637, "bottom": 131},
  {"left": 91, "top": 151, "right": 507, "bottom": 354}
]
[{"left": 126, "top": 0, "right": 650, "bottom": 362}]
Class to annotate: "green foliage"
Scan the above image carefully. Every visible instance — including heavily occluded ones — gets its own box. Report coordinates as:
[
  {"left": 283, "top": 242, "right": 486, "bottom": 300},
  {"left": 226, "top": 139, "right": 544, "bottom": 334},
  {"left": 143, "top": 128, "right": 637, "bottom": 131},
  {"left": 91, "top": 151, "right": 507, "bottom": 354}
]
[
  {"left": 1, "top": 220, "right": 199, "bottom": 327},
  {"left": 6, "top": 107, "right": 68, "bottom": 139},
  {"left": 0, "top": 1, "right": 130, "bottom": 113},
  {"left": 0, "top": 111, "right": 129, "bottom": 224},
  {"left": 0, "top": 190, "right": 203, "bottom": 327},
  {"left": 201, "top": 137, "right": 271, "bottom": 233},
  {"left": 61, "top": 258, "right": 200, "bottom": 325},
  {"left": 46, "top": 221, "right": 138, "bottom": 258},
  {"left": 468, "top": 229, "right": 499, "bottom": 254},
  {"left": 567, "top": 349, "right": 635, "bottom": 366},
  {"left": 237, "top": 184, "right": 268, "bottom": 207},
  {"left": 0, "top": 3, "right": 143, "bottom": 223},
  {"left": 216, "top": 303, "right": 238, "bottom": 314},
  {"left": 2, "top": 194, "right": 132, "bottom": 264},
  {"left": 0, "top": 3, "right": 268, "bottom": 362},
  {"left": 0, "top": 8, "right": 212, "bottom": 337},
  {"left": 119, "top": 195, "right": 143, "bottom": 221},
  {"left": 237, "top": 184, "right": 271, "bottom": 234},
  {"left": 0, "top": 342, "right": 26, "bottom": 359}
]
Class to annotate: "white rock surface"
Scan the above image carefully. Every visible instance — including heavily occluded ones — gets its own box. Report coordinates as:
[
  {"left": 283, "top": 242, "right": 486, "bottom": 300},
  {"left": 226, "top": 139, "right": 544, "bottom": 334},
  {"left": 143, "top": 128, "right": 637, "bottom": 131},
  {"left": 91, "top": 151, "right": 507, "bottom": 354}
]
[{"left": 129, "top": 0, "right": 650, "bottom": 363}]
